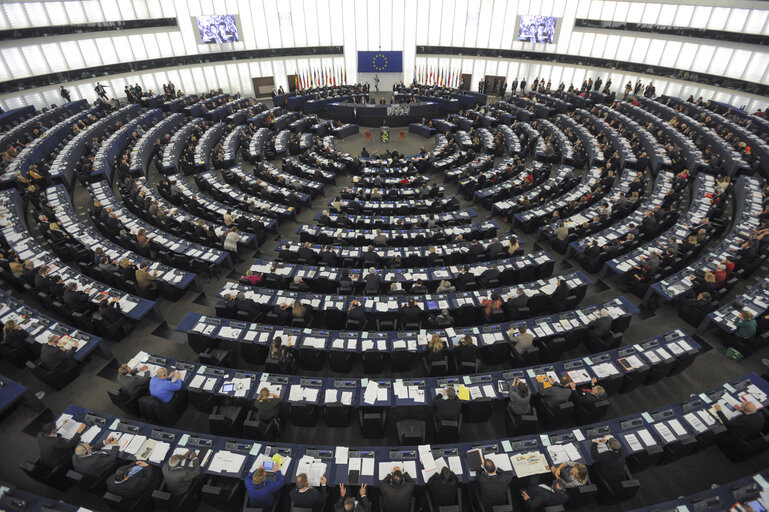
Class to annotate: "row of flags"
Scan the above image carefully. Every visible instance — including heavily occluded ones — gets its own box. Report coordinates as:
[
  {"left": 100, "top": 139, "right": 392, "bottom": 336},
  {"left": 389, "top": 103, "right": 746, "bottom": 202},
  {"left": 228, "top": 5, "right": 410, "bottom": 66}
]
[
  {"left": 294, "top": 66, "right": 348, "bottom": 90},
  {"left": 414, "top": 65, "right": 463, "bottom": 88}
]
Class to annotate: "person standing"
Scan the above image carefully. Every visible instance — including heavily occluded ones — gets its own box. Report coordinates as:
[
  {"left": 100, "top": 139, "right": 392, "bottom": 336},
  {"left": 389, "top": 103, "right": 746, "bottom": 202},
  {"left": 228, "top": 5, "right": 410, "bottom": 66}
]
[
  {"left": 95, "top": 82, "right": 108, "bottom": 100},
  {"left": 60, "top": 86, "right": 71, "bottom": 103},
  {"left": 374, "top": 75, "right": 380, "bottom": 92}
]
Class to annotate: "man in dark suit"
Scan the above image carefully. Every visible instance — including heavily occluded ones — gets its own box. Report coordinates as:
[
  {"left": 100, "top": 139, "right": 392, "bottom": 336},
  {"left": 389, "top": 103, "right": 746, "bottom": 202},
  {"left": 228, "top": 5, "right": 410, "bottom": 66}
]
[
  {"left": 715, "top": 402, "right": 765, "bottom": 441},
  {"left": 476, "top": 459, "right": 513, "bottom": 508},
  {"left": 161, "top": 451, "right": 202, "bottom": 495},
  {"left": 40, "top": 335, "right": 79, "bottom": 372},
  {"left": 37, "top": 421, "right": 85, "bottom": 469},
  {"left": 298, "top": 242, "right": 317, "bottom": 264},
  {"left": 289, "top": 472, "right": 327, "bottom": 512},
  {"left": 538, "top": 375, "right": 572, "bottom": 409},
  {"left": 590, "top": 437, "right": 626, "bottom": 483},
  {"left": 117, "top": 363, "right": 150, "bottom": 396},
  {"left": 588, "top": 308, "right": 613, "bottom": 340},
  {"left": 486, "top": 237, "right": 504, "bottom": 259},
  {"left": 569, "top": 377, "right": 607, "bottom": 408},
  {"left": 468, "top": 240, "right": 485, "bottom": 259},
  {"left": 521, "top": 479, "right": 568, "bottom": 509},
  {"left": 235, "top": 292, "right": 261, "bottom": 318},
  {"left": 455, "top": 267, "right": 474, "bottom": 291},
  {"left": 433, "top": 386, "right": 462, "bottom": 422},
  {"left": 319, "top": 246, "right": 337, "bottom": 266},
  {"left": 401, "top": 299, "right": 424, "bottom": 326},
  {"left": 480, "top": 264, "right": 501, "bottom": 287},
  {"left": 72, "top": 437, "right": 120, "bottom": 478},
  {"left": 380, "top": 468, "right": 414, "bottom": 512},
  {"left": 347, "top": 299, "right": 367, "bottom": 324},
  {"left": 549, "top": 279, "right": 570, "bottom": 306},
  {"left": 106, "top": 461, "right": 158, "bottom": 497},
  {"left": 63, "top": 282, "right": 91, "bottom": 313}
]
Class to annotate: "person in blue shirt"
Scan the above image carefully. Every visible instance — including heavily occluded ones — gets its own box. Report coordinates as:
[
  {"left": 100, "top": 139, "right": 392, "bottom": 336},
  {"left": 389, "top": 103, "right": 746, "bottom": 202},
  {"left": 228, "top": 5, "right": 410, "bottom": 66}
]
[
  {"left": 149, "top": 368, "right": 183, "bottom": 403},
  {"left": 245, "top": 465, "right": 285, "bottom": 508}
]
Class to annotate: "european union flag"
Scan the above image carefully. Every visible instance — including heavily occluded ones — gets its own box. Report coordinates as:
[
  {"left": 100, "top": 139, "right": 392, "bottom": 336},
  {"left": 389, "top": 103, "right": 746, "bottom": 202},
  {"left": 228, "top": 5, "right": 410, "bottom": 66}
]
[{"left": 358, "top": 51, "right": 403, "bottom": 73}]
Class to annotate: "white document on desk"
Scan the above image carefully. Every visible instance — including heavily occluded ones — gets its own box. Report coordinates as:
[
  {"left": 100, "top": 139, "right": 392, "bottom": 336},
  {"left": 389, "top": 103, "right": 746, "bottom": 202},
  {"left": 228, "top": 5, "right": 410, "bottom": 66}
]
[{"left": 361, "top": 457, "right": 375, "bottom": 476}]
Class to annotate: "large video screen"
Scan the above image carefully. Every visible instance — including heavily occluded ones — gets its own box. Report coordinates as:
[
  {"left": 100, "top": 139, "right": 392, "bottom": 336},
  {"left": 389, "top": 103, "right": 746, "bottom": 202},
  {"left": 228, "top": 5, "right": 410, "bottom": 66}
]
[
  {"left": 517, "top": 15, "right": 558, "bottom": 44},
  {"left": 196, "top": 15, "right": 240, "bottom": 44}
]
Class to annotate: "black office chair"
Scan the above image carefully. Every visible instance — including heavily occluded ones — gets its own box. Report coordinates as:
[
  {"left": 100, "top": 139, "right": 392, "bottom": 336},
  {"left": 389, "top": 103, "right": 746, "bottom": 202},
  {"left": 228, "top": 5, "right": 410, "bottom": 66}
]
[
  {"left": 396, "top": 419, "right": 427, "bottom": 444},
  {"left": 464, "top": 398, "right": 492, "bottom": 423},
  {"left": 296, "top": 347, "right": 324, "bottom": 371},
  {"left": 138, "top": 390, "right": 188, "bottom": 427},
  {"left": 573, "top": 398, "right": 610, "bottom": 424},
  {"left": 566, "top": 483, "right": 598, "bottom": 508},
  {"left": 425, "top": 486, "right": 462, "bottom": 512},
  {"left": 242, "top": 410, "right": 279, "bottom": 440},
  {"left": 104, "top": 491, "right": 154, "bottom": 512},
  {"left": 593, "top": 465, "right": 641, "bottom": 505},
  {"left": 324, "top": 402, "right": 352, "bottom": 427},
  {"left": 290, "top": 401, "right": 319, "bottom": 427},
  {"left": 328, "top": 349, "right": 353, "bottom": 372},
  {"left": 151, "top": 478, "right": 203, "bottom": 511},
  {"left": 433, "top": 415, "right": 462, "bottom": 443},
  {"left": 19, "top": 458, "right": 70, "bottom": 490},
  {"left": 504, "top": 406, "right": 538, "bottom": 436},
  {"left": 241, "top": 486, "right": 282, "bottom": 512},
  {"left": 361, "top": 350, "right": 384, "bottom": 373},
  {"left": 470, "top": 484, "right": 513, "bottom": 512},
  {"left": 208, "top": 404, "right": 245, "bottom": 436},
  {"left": 66, "top": 468, "right": 109, "bottom": 493},
  {"left": 240, "top": 341, "right": 268, "bottom": 364},
  {"left": 359, "top": 408, "right": 387, "bottom": 438},
  {"left": 26, "top": 360, "right": 79, "bottom": 390},
  {"left": 423, "top": 356, "right": 449, "bottom": 376},
  {"left": 390, "top": 350, "right": 412, "bottom": 372},
  {"left": 537, "top": 400, "right": 574, "bottom": 428},
  {"left": 107, "top": 387, "right": 144, "bottom": 416},
  {"left": 201, "top": 474, "right": 246, "bottom": 511}
]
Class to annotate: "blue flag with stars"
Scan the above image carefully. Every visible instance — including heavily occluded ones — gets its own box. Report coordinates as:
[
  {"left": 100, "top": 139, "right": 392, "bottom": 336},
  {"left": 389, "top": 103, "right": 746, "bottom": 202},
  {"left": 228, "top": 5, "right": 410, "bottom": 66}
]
[{"left": 357, "top": 51, "right": 403, "bottom": 72}]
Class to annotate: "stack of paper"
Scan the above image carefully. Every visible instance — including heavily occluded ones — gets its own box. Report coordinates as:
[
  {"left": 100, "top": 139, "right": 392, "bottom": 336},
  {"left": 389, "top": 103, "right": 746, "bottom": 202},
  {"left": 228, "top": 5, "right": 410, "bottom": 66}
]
[{"left": 209, "top": 450, "right": 247, "bottom": 474}]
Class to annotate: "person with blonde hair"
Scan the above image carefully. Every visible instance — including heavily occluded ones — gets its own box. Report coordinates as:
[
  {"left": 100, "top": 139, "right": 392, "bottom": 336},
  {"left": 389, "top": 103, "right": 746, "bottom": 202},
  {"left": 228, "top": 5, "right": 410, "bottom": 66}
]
[
  {"left": 426, "top": 333, "right": 446, "bottom": 364},
  {"left": 2, "top": 319, "right": 26, "bottom": 348},
  {"left": 244, "top": 464, "right": 285, "bottom": 508}
]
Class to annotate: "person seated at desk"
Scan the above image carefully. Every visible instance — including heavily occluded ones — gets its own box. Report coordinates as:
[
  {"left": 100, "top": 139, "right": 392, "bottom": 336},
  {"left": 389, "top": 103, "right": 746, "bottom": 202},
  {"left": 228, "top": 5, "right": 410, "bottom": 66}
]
[
  {"left": 715, "top": 401, "right": 765, "bottom": 442},
  {"left": 401, "top": 298, "right": 424, "bottom": 326},
  {"left": 433, "top": 386, "right": 462, "bottom": 422},
  {"left": 380, "top": 467, "right": 414, "bottom": 512},
  {"left": 347, "top": 299, "right": 367, "bottom": 325},
  {"left": 521, "top": 478, "right": 568, "bottom": 509},
  {"left": 290, "top": 472, "right": 328, "bottom": 512},
  {"left": 364, "top": 267, "right": 381, "bottom": 292},
  {"left": 118, "top": 363, "right": 150, "bottom": 396},
  {"left": 481, "top": 292, "right": 503, "bottom": 318},
  {"left": 320, "top": 245, "right": 338, "bottom": 266},
  {"left": 273, "top": 302, "right": 292, "bottom": 324},
  {"left": 72, "top": 436, "right": 119, "bottom": 478},
  {"left": 98, "top": 298, "right": 123, "bottom": 325},
  {"left": 362, "top": 245, "right": 380, "bottom": 267},
  {"left": 389, "top": 282, "right": 405, "bottom": 295},
  {"left": 550, "top": 278, "right": 571, "bottom": 305},
  {"left": 507, "top": 378, "right": 532, "bottom": 417},
  {"left": 588, "top": 308, "right": 613, "bottom": 340},
  {"left": 590, "top": 437, "right": 626, "bottom": 483},
  {"left": 429, "top": 308, "right": 454, "bottom": 327},
  {"left": 2, "top": 319, "right": 27, "bottom": 348},
  {"left": 37, "top": 420, "right": 85, "bottom": 469},
  {"left": 268, "top": 336, "right": 295, "bottom": 374},
  {"left": 568, "top": 377, "right": 607, "bottom": 407},
  {"left": 427, "top": 467, "right": 458, "bottom": 508},
  {"left": 426, "top": 334, "right": 446, "bottom": 364},
  {"left": 509, "top": 324, "right": 535, "bottom": 353},
  {"left": 410, "top": 279, "right": 427, "bottom": 295},
  {"left": 336, "top": 483, "right": 371, "bottom": 512},
  {"left": 162, "top": 450, "right": 201, "bottom": 495},
  {"left": 477, "top": 459, "right": 513, "bottom": 508},
  {"left": 298, "top": 241, "right": 318, "bottom": 264},
  {"left": 106, "top": 461, "right": 158, "bottom": 497},
  {"left": 40, "top": 334, "right": 79, "bottom": 372},
  {"left": 245, "top": 464, "right": 285, "bottom": 508},
  {"left": 292, "top": 299, "right": 309, "bottom": 320},
  {"left": 254, "top": 387, "right": 282, "bottom": 426},
  {"left": 149, "top": 367, "right": 183, "bottom": 404},
  {"left": 551, "top": 461, "right": 589, "bottom": 488},
  {"left": 454, "top": 335, "right": 480, "bottom": 370},
  {"left": 436, "top": 280, "right": 455, "bottom": 294},
  {"left": 538, "top": 375, "right": 573, "bottom": 409},
  {"left": 735, "top": 310, "right": 758, "bottom": 341},
  {"left": 63, "top": 282, "right": 92, "bottom": 313},
  {"left": 291, "top": 276, "right": 309, "bottom": 292},
  {"left": 480, "top": 264, "right": 501, "bottom": 288}
]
